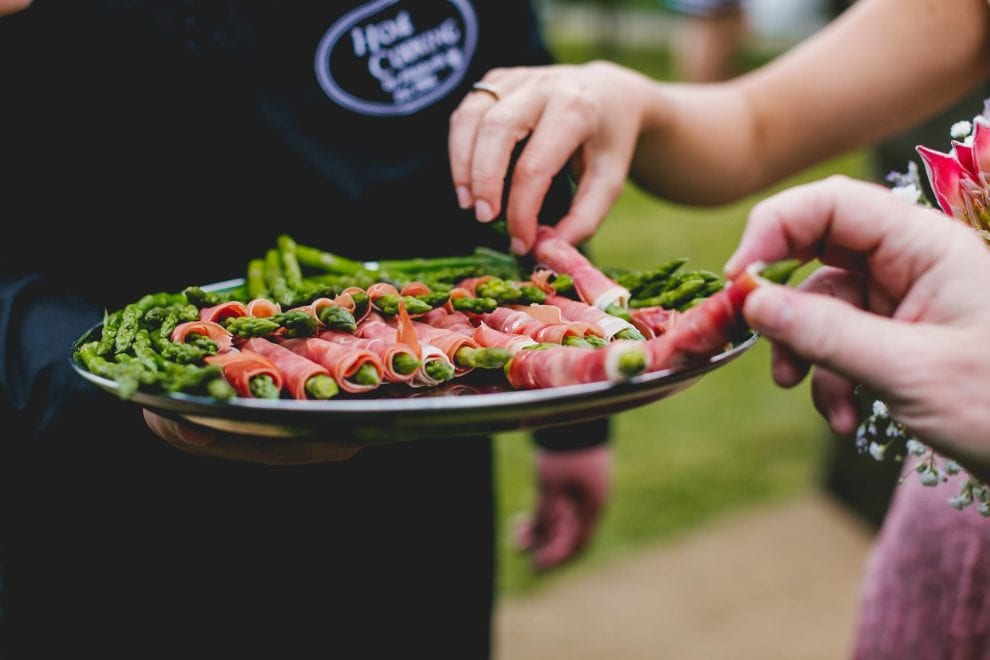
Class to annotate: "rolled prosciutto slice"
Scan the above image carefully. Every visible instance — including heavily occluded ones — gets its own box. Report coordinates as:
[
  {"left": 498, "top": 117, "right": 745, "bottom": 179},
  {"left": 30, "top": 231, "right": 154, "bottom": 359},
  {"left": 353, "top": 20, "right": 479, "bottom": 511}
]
[
  {"left": 630, "top": 307, "right": 680, "bottom": 340},
  {"left": 281, "top": 338, "right": 384, "bottom": 394},
  {"left": 411, "top": 322, "right": 480, "bottom": 375},
  {"left": 546, "top": 295, "right": 640, "bottom": 340},
  {"left": 246, "top": 298, "right": 281, "bottom": 318},
  {"left": 359, "top": 307, "right": 454, "bottom": 387},
  {"left": 241, "top": 338, "right": 335, "bottom": 400},
  {"left": 533, "top": 226, "right": 629, "bottom": 310},
  {"left": 646, "top": 261, "right": 767, "bottom": 372},
  {"left": 505, "top": 340, "right": 648, "bottom": 389},
  {"left": 334, "top": 287, "right": 371, "bottom": 324},
  {"left": 422, "top": 308, "right": 475, "bottom": 335},
  {"left": 171, "top": 321, "right": 233, "bottom": 352},
  {"left": 199, "top": 301, "right": 248, "bottom": 324},
  {"left": 472, "top": 322, "right": 538, "bottom": 354},
  {"left": 480, "top": 307, "right": 599, "bottom": 344},
  {"left": 205, "top": 350, "right": 283, "bottom": 398},
  {"left": 319, "top": 330, "right": 419, "bottom": 384}
]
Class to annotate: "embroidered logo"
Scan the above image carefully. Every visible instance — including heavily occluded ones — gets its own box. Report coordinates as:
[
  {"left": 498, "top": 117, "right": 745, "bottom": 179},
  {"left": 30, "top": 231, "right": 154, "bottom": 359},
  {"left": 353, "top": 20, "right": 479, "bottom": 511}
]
[{"left": 315, "top": 0, "right": 479, "bottom": 117}]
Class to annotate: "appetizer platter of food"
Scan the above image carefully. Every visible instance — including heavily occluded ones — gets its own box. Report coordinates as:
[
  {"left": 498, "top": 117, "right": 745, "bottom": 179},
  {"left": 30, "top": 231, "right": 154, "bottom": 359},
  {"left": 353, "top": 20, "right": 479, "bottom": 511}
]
[{"left": 71, "top": 229, "right": 788, "bottom": 441}]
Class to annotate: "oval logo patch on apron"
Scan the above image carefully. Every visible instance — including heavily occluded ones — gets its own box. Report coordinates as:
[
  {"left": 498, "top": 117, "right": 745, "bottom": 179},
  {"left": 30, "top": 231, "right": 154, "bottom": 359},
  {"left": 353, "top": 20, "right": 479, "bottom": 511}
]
[{"left": 315, "top": 0, "right": 479, "bottom": 117}]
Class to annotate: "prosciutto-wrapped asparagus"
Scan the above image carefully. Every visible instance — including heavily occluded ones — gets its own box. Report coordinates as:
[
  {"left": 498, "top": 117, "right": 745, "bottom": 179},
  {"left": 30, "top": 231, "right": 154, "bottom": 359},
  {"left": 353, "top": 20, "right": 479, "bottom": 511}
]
[
  {"left": 205, "top": 350, "right": 283, "bottom": 399},
  {"left": 533, "top": 226, "right": 630, "bottom": 310},
  {"left": 241, "top": 338, "right": 339, "bottom": 400},
  {"left": 504, "top": 340, "right": 648, "bottom": 389},
  {"left": 281, "top": 338, "right": 384, "bottom": 393},
  {"left": 645, "top": 261, "right": 795, "bottom": 371}
]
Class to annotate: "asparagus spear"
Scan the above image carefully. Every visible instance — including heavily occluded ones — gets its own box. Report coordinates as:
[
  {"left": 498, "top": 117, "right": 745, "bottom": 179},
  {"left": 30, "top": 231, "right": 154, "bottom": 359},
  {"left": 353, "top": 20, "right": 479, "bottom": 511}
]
[
  {"left": 585, "top": 335, "right": 608, "bottom": 348},
  {"left": 318, "top": 305, "right": 357, "bottom": 332},
  {"left": 518, "top": 284, "right": 547, "bottom": 305},
  {"left": 614, "top": 328, "right": 646, "bottom": 341},
  {"left": 450, "top": 296, "right": 498, "bottom": 314},
  {"left": 373, "top": 294, "right": 433, "bottom": 316},
  {"left": 183, "top": 286, "right": 232, "bottom": 309},
  {"left": 562, "top": 336, "right": 592, "bottom": 348},
  {"left": 96, "top": 310, "right": 123, "bottom": 357},
  {"left": 392, "top": 353, "right": 421, "bottom": 375},
  {"left": 347, "top": 363, "right": 381, "bottom": 387},
  {"left": 305, "top": 375, "right": 339, "bottom": 400},
  {"left": 225, "top": 316, "right": 281, "bottom": 339},
  {"left": 249, "top": 374, "right": 280, "bottom": 399},
  {"left": 295, "top": 243, "right": 367, "bottom": 275},
  {"left": 454, "top": 347, "right": 512, "bottom": 369},
  {"left": 272, "top": 311, "right": 318, "bottom": 338},
  {"left": 247, "top": 258, "right": 268, "bottom": 300},
  {"left": 265, "top": 248, "right": 297, "bottom": 308},
  {"left": 277, "top": 234, "right": 305, "bottom": 291},
  {"left": 424, "top": 359, "right": 455, "bottom": 382},
  {"left": 476, "top": 278, "right": 523, "bottom": 304}
]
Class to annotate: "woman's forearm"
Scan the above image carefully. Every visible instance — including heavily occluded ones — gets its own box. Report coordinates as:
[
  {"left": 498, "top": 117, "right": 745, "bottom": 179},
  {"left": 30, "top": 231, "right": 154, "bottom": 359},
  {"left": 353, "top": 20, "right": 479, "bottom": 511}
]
[{"left": 629, "top": 0, "right": 990, "bottom": 204}]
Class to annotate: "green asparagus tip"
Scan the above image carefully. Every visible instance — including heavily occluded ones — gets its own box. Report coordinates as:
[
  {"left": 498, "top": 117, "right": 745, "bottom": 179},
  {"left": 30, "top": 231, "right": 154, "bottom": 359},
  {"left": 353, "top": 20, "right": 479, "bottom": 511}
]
[
  {"left": 454, "top": 346, "right": 512, "bottom": 369},
  {"left": 605, "top": 304, "right": 633, "bottom": 323},
  {"left": 450, "top": 296, "right": 498, "bottom": 314},
  {"left": 249, "top": 374, "right": 281, "bottom": 399},
  {"left": 617, "top": 349, "right": 647, "bottom": 378},
  {"left": 207, "top": 378, "right": 237, "bottom": 401},
  {"left": 562, "top": 335, "right": 592, "bottom": 348},
  {"left": 614, "top": 327, "right": 646, "bottom": 341},
  {"left": 305, "top": 375, "right": 339, "bottom": 400},
  {"left": 349, "top": 363, "right": 381, "bottom": 387},
  {"left": 519, "top": 284, "right": 547, "bottom": 305},
  {"left": 758, "top": 259, "right": 802, "bottom": 285},
  {"left": 424, "top": 359, "right": 455, "bottom": 382},
  {"left": 392, "top": 353, "right": 421, "bottom": 375},
  {"left": 585, "top": 335, "right": 608, "bottom": 348},
  {"left": 318, "top": 305, "right": 358, "bottom": 332},
  {"left": 274, "top": 311, "right": 319, "bottom": 338}
]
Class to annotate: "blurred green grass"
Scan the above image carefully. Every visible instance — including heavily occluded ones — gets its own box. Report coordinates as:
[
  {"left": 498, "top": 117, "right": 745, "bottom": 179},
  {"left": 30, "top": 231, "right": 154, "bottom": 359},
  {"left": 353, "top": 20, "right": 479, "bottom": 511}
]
[{"left": 494, "top": 36, "right": 872, "bottom": 595}]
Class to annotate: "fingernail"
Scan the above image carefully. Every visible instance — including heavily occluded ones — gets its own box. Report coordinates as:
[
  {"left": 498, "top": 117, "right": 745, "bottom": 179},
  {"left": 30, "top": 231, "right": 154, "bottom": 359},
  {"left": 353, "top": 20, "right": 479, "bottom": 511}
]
[
  {"left": 745, "top": 286, "right": 793, "bottom": 334},
  {"left": 510, "top": 238, "right": 527, "bottom": 255},
  {"left": 475, "top": 199, "right": 495, "bottom": 223},
  {"left": 456, "top": 186, "right": 473, "bottom": 209}
]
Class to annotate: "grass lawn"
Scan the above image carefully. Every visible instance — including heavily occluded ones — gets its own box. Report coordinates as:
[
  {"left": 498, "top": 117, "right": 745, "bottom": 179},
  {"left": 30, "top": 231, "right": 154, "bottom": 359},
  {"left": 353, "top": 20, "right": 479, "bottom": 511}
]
[{"left": 494, "top": 36, "right": 874, "bottom": 595}]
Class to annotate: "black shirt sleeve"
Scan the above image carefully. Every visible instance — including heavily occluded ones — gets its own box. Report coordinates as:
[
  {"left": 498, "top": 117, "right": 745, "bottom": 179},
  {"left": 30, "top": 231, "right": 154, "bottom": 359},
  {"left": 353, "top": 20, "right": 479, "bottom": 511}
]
[{"left": 0, "top": 275, "right": 104, "bottom": 437}]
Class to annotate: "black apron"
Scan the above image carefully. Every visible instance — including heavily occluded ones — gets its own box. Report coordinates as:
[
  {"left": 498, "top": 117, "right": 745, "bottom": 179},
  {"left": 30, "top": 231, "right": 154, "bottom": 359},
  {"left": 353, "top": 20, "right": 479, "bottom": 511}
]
[{"left": 0, "top": 2, "right": 573, "bottom": 656}]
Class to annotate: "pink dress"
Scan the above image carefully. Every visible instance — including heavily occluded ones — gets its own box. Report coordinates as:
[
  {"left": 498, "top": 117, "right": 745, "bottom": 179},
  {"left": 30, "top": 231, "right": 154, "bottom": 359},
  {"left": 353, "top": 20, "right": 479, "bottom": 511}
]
[{"left": 853, "top": 469, "right": 990, "bottom": 659}]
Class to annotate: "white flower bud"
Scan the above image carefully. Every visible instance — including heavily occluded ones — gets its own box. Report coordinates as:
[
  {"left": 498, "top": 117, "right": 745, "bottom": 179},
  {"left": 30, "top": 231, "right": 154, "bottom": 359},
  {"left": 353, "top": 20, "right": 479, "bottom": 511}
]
[{"left": 951, "top": 120, "right": 973, "bottom": 140}]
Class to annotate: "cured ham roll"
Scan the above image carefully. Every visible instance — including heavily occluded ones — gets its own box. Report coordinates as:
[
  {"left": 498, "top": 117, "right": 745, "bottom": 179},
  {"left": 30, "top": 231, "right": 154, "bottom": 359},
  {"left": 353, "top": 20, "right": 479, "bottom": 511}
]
[
  {"left": 241, "top": 338, "right": 334, "bottom": 400},
  {"left": 358, "top": 309, "right": 455, "bottom": 387},
  {"left": 318, "top": 331, "right": 419, "bottom": 384},
  {"left": 333, "top": 287, "right": 371, "bottom": 324},
  {"left": 205, "top": 350, "right": 283, "bottom": 398},
  {"left": 472, "top": 322, "right": 538, "bottom": 354},
  {"left": 246, "top": 298, "right": 280, "bottom": 318},
  {"left": 545, "top": 295, "right": 639, "bottom": 340},
  {"left": 199, "top": 301, "right": 248, "bottom": 324},
  {"left": 646, "top": 262, "right": 762, "bottom": 372},
  {"left": 505, "top": 340, "right": 648, "bottom": 389},
  {"left": 533, "top": 226, "right": 629, "bottom": 310},
  {"left": 281, "top": 338, "right": 384, "bottom": 394},
  {"left": 480, "top": 307, "right": 601, "bottom": 344},
  {"left": 411, "top": 322, "right": 480, "bottom": 375},
  {"left": 421, "top": 308, "right": 475, "bottom": 335},
  {"left": 629, "top": 307, "right": 680, "bottom": 340},
  {"left": 171, "top": 321, "right": 234, "bottom": 352}
]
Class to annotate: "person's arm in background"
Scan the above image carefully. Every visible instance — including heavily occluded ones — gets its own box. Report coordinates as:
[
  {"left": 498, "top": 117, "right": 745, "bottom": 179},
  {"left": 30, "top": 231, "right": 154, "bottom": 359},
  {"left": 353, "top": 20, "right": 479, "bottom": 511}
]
[
  {"left": 450, "top": 0, "right": 990, "bottom": 253},
  {"left": 725, "top": 176, "right": 990, "bottom": 480},
  {"left": 519, "top": 420, "right": 611, "bottom": 570},
  {"left": 0, "top": 1, "right": 31, "bottom": 17}
]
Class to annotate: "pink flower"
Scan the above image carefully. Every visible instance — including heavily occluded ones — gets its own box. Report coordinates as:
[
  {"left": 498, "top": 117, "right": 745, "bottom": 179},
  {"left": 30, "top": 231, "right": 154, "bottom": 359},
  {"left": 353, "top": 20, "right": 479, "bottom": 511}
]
[{"left": 917, "top": 113, "right": 990, "bottom": 238}]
